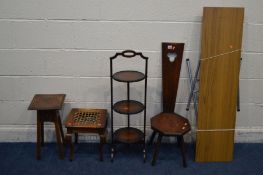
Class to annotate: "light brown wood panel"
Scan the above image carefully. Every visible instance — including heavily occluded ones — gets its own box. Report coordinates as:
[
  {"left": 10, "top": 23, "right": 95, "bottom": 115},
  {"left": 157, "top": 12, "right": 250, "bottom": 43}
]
[
  {"left": 198, "top": 7, "right": 244, "bottom": 130},
  {"left": 201, "top": 7, "right": 244, "bottom": 59},
  {"left": 196, "top": 7, "right": 244, "bottom": 162},
  {"left": 197, "top": 51, "right": 241, "bottom": 130},
  {"left": 195, "top": 130, "right": 235, "bottom": 162}
]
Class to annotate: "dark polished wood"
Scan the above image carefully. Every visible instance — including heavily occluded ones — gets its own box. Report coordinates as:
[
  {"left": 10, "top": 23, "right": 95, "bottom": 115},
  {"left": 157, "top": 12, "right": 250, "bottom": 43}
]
[
  {"left": 150, "top": 43, "right": 190, "bottom": 167},
  {"left": 178, "top": 135, "right": 187, "bottom": 167},
  {"left": 114, "top": 127, "right": 144, "bottom": 144},
  {"left": 110, "top": 50, "right": 148, "bottom": 60},
  {"left": 113, "top": 100, "right": 145, "bottom": 114},
  {"left": 65, "top": 108, "right": 107, "bottom": 161},
  {"left": 162, "top": 43, "right": 184, "bottom": 112},
  {"left": 110, "top": 50, "right": 148, "bottom": 162},
  {"left": 113, "top": 71, "right": 145, "bottom": 82},
  {"left": 148, "top": 130, "right": 156, "bottom": 145},
  {"left": 28, "top": 94, "right": 66, "bottom": 160},
  {"left": 65, "top": 134, "right": 74, "bottom": 160},
  {"left": 151, "top": 113, "right": 190, "bottom": 136},
  {"left": 151, "top": 133, "right": 163, "bottom": 166},
  {"left": 28, "top": 94, "right": 65, "bottom": 110}
]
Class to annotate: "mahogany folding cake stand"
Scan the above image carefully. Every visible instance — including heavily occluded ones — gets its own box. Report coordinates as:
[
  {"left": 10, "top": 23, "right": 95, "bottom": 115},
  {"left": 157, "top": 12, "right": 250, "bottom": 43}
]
[{"left": 110, "top": 50, "right": 148, "bottom": 162}]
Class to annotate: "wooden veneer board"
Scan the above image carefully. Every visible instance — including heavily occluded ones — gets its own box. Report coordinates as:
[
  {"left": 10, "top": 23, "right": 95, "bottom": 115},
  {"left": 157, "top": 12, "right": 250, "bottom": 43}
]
[
  {"left": 196, "top": 7, "right": 244, "bottom": 162},
  {"left": 196, "top": 130, "right": 235, "bottom": 161}
]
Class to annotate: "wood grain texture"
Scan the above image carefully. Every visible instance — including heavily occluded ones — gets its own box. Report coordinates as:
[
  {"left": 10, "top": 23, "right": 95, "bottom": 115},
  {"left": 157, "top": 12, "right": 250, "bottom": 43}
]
[
  {"left": 196, "top": 7, "right": 244, "bottom": 162},
  {"left": 198, "top": 51, "right": 241, "bottom": 130},
  {"left": 201, "top": 7, "right": 244, "bottom": 59},
  {"left": 162, "top": 43, "right": 184, "bottom": 112},
  {"left": 151, "top": 112, "right": 190, "bottom": 136},
  {"left": 28, "top": 94, "right": 66, "bottom": 110},
  {"left": 196, "top": 130, "right": 235, "bottom": 162}
]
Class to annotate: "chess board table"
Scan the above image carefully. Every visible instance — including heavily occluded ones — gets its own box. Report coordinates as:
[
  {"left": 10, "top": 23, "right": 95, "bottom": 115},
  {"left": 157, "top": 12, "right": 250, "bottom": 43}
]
[{"left": 65, "top": 108, "right": 107, "bottom": 161}]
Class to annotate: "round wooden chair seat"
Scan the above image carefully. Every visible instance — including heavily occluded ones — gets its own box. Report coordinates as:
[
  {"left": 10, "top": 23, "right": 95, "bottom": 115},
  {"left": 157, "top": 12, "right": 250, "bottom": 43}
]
[{"left": 151, "top": 112, "right": 190, "bottom": 136}]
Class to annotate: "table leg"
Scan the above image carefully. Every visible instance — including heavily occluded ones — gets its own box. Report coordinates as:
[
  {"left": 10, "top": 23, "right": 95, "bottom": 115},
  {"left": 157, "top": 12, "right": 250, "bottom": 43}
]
[
  {"left": 110, "top": 145, "right": 115, "bottom": 162},
  {"left": 57, "top": 111, "right": 65, "bottom": 144},
  {"left": 148, "top": 130, "right": 156, "bottom": 145},
  {"left": 40, "top": 121, "right": 44, "bottom": 146},
  {"left": 176, "top": 136, "right": 180, "bottom": 148},
  {"left": 75, "top": 133, "right": 78, "bottom": 144},
  {"left": 36, "top": 115, "right": 42, "bottom": 160},
  {"left": 151, "top": 133, "right": 163, "bottom": 166},
  {"left": 66, "top": 134, "right": 74, "bottom": 161},
  {"left": 54, "top": 115, "right": 64, "bottom": 159},
  {"left": 178, "top": 135, "right": 187, "bottom": 167},
  {"left": 143, "top": 142, "right": 147, "bottom": 163},
  {"left": 99, "top": 132, "right": 107, "bottom": 161}
]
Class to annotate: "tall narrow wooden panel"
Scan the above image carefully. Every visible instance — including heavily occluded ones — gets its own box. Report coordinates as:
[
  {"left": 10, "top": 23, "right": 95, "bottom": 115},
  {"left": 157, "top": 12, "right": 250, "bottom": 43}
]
[
  {"left": 196, "top": 7, "right": 244, "bottom": 162},
  {"left": 162, "top": 43, "right": 184, "bottom": 113}
]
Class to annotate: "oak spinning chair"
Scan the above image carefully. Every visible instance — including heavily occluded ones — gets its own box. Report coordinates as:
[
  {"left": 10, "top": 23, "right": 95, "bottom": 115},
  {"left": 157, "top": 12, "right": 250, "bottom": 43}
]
[{"left": 149, "top": 43, "right": 191, "bottom": 167}]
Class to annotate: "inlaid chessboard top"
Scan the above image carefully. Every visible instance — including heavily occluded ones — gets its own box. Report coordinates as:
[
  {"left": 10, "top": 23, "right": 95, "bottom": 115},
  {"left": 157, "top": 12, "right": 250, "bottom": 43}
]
[
  {"left": 65, "top": 108, "right": 107, "bottom": 129},
  {"left": 28, "top": 94, "right": 66, "bottom": 110}
]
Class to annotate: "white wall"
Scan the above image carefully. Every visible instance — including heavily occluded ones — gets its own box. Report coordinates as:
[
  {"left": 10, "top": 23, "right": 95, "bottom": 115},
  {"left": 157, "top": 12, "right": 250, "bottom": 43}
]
[{"left": 0, "top": 0, "right": 263, "bottom": 142}]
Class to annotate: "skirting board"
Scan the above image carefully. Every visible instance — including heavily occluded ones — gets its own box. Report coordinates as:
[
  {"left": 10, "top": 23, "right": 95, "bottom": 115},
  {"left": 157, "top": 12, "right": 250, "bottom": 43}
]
[{"left": 0, "top": 125, "right": 263, "bottom": 143}]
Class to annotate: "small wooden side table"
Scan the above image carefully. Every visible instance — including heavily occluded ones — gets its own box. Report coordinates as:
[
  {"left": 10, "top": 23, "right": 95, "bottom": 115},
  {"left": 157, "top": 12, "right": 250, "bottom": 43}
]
[
  {"left": 65, "top": 108, "right": 107, "bottom": 161},
  {"left": 28, "top": 94, "right": 66, "bottom": 160}
]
